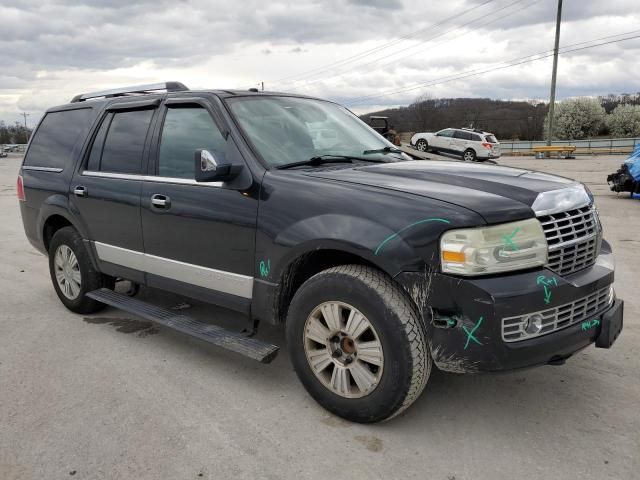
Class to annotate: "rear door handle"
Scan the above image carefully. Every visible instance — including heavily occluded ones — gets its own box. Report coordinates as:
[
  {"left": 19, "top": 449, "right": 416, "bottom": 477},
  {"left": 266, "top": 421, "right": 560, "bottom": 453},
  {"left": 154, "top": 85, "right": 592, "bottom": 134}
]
[
  {"left": 73, "top": 186, "right": 87, "bottom": 197},
  {"left": 151, "top": 194, "right": 171, "bottom": 209}
]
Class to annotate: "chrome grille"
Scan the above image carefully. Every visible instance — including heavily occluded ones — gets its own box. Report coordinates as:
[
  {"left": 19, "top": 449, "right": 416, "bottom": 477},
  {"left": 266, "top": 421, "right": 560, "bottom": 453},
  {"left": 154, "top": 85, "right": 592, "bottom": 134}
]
[
  {"left": 538, "top": 205, "right": 600, "bottom": 276},
  {"left": 502, "top": 286, "right": 613, "bottom": 342}
]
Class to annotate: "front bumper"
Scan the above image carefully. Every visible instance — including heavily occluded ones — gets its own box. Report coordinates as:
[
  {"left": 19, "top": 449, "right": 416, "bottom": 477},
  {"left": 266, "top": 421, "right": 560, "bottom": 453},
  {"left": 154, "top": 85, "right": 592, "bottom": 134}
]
[{"left": 396, "top": 249, "right": 622, "bottom": 373}]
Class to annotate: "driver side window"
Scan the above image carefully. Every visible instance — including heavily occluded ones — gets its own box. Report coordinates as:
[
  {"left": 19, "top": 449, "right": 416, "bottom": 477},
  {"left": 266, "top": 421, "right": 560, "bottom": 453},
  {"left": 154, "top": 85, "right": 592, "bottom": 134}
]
[
  {"left": 437, "top": 129, "right": 454, "bottom": 138},
  {"left": 157, "top": 106, "right": 228, "bottom": 179}
]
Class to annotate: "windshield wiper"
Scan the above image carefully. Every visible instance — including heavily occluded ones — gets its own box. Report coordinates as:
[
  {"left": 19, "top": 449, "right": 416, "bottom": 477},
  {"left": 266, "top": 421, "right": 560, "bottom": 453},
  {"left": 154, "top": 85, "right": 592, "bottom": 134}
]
[
  {"left": 276, "top": 155, "right": 386, "bottom": 170},
  {"left": 362, "top": 146, "right": 404, "bottom": 155}
]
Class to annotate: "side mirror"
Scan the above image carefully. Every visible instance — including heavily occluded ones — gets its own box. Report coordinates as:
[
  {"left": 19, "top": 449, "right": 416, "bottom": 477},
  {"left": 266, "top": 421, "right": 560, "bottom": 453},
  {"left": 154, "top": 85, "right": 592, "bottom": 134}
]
[{"left": 194, "top": 149, "right": 240, "bottom": 182}]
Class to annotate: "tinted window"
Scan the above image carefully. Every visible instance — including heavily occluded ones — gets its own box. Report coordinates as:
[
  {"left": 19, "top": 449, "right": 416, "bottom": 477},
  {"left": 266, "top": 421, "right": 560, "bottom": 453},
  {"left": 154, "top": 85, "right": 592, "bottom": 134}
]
[
  {"left": 87, "top": 113, "right": 112, "bottom": 171},
  {"left": 158, "top": 107, "right": 228, "bottom": 179},
  {"left": 454, "top": 130, "right": 473, "bottom": 140},
  {"left": 437, "top": 129, "right": 454, "bottom": 137},
  {"left": 471, "top": 133, "right": 482, "bottom": 142},
  {"left": 485, "top": 134, "right": 498, "bottom": 143},
  {"left": 100, "top": 109, "right": 154, "bottom": 174},
  {"left": 24, "top": 108, "right": 93, "bottom": 169}
]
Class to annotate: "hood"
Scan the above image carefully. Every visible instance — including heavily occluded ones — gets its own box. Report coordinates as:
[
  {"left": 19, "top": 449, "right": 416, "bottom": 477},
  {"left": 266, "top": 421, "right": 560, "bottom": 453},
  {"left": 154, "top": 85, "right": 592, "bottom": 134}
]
[{"left": 304, "top": 160, "right": 579, "bottom": 224}]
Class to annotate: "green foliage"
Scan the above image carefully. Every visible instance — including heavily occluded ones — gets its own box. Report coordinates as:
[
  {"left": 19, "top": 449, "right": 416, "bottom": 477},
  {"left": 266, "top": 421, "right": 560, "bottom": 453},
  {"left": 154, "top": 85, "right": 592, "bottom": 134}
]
[
  {"left": 544, "top": 98, "right": 606, "bottom": 140},
  {"left": 606, "top": 105, "right": 640, "bottom": 137}
]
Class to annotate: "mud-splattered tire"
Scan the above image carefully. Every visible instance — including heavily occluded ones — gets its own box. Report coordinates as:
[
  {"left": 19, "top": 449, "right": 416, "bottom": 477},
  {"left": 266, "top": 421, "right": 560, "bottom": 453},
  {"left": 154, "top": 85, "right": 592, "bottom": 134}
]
[
  {"left": 48, "top": 227, "right": 114, "bottom": 314},
  {"left": 286, "top": 265, "right": 431, "bottom": 423}
]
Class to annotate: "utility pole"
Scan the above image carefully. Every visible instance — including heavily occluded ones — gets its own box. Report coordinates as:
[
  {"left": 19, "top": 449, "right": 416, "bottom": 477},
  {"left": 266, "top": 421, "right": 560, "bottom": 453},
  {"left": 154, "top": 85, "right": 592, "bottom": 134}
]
[
  {"left": 261, "top": 81, "right": 264, "bottom": 92},
  {"left": 21, "top": 112, "right": 30, "bottom": 129},
  {"left": 546, "top": 0, "right": 563, "bottom": 146}
]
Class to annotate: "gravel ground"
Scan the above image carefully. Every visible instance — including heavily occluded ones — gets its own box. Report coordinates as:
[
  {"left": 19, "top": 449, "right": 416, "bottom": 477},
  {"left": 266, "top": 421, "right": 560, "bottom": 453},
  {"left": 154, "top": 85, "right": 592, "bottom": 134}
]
[{"left": 1, "top": 152, "right": 638, "bottom": 480}]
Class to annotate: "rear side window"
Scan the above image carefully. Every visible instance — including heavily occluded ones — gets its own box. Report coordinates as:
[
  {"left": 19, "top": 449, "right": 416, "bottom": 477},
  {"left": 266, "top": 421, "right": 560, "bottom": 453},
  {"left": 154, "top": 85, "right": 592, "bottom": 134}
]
[
  {"left": 89, "top": 109, "right": 154, "bottom": 174},
  {"left": 157, "top": 107, "right": 228, "bottom": 179},
  {"left": 454, "top": 130, "right": 473, "bottom": 140},
  {"left": 24, "top": 108, "right": 92, "bottom": 170},
  {"left": 471, "top": 133, "right": 482, "bottom": 142}
]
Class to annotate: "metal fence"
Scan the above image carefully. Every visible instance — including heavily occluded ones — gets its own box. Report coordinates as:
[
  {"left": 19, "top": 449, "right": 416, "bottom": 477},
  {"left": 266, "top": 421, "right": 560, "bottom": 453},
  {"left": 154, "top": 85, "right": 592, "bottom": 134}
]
[{"left": 499, "top": 137, "right": 640, "bottom": 156}]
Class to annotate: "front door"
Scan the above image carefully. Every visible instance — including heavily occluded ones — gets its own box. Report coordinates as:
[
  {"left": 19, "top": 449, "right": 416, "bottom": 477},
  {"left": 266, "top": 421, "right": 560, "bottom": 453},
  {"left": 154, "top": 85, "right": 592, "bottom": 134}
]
[
  {"left": 140, "top": 98, "right": 258, "bottom": 312},
  {"left": 433, "top": 128, "right": 454, "bottom": 151},
  {"left": 71, "top": 103, "right": 158, "bottom": 282}
]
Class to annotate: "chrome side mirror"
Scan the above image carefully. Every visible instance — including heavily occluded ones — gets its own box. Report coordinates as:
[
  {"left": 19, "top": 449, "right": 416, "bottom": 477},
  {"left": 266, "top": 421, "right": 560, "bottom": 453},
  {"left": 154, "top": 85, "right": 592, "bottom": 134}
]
[{"left": 194, "top": 149, "right": 237, "bottom": 182}]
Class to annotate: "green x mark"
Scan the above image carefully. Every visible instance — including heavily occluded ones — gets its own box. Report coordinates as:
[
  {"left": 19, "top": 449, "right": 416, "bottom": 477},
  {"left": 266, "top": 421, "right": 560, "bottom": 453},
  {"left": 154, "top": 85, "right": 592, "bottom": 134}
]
[
  {"left": 463, "top": 316, "right": 484, "bottom": 350},
  {"left": 502, "top": 227, "right": 521, "bottom": 251}
]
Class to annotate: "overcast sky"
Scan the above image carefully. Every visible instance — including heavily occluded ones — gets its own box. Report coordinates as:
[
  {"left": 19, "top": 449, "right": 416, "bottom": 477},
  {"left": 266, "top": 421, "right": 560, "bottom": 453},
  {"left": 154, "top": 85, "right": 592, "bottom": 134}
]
[{"left": 1, "top": 0, "right": 639, "bottom": 127}]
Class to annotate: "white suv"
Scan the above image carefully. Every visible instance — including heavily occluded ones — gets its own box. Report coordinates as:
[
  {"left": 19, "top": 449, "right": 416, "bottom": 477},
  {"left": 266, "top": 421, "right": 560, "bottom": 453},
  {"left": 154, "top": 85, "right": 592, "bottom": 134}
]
[{"left": 410, "top": 128, "right": 501, "bottom": 162}]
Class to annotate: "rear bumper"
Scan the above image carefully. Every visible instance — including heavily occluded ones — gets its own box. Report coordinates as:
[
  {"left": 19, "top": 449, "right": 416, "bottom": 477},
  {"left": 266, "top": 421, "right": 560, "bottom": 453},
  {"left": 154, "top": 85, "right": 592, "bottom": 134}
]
[{"left": 395, "top": 249, "right": 622, "bottom": 373}]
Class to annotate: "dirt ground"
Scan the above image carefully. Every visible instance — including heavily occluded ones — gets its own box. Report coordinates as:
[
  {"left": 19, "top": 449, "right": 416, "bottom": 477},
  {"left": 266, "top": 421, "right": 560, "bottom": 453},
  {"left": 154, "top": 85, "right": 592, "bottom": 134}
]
[{"left": 1, "top": 152, "right": 638, "bottom": 480}]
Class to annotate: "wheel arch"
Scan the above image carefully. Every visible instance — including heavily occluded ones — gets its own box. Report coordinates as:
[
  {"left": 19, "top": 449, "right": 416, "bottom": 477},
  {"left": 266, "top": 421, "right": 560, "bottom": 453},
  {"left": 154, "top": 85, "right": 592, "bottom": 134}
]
[{"left": 272, "top": 244, "right": 421, "bottom": 326}]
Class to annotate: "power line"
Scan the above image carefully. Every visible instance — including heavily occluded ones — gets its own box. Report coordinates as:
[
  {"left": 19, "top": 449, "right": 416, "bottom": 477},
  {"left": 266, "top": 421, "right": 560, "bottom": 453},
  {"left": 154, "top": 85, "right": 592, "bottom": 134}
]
[
  {"left": 346, "top": 33, "right": 640, "bottom": 106},
  {"left": 288, "top": 0, "right": 535, "bottom": 91},
  {"left": 267, "top": 0, "right": 497, "bottom": 87}
]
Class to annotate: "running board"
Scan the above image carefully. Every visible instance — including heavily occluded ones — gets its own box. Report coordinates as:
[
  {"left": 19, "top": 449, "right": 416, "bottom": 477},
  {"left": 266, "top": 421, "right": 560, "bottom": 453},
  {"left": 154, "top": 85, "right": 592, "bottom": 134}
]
[{"left": 86, "top": 288, "right": 279, "bottom": 364}]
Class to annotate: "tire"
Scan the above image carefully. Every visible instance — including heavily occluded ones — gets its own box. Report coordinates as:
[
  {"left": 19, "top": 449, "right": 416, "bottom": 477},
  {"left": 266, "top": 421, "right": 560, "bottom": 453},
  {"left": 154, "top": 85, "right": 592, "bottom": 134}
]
[
  {"left": 415, "top": 139, "right": 428, "bottom": 152},
  {"left": 286, "top": 265, "right": 431, "bottom": 423},
  {"left": 463, "top": 148, "right": 477, "bottom": 162},
  {"left": 48, "top": 226, "right": 114, "bottom": 314}
]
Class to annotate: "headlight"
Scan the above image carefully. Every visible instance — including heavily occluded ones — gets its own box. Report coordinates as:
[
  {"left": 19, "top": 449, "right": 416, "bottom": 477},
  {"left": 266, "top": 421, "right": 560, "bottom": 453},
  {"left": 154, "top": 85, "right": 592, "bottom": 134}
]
[{"left": 440, "top": 218, "right": 548, "bottom": 276}]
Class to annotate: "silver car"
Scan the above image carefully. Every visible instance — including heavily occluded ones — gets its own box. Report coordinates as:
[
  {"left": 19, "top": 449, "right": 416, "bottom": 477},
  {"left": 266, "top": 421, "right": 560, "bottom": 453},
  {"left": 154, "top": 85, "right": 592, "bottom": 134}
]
[{"left": 410, "top": 127, "right": 501, "bottom": 162}]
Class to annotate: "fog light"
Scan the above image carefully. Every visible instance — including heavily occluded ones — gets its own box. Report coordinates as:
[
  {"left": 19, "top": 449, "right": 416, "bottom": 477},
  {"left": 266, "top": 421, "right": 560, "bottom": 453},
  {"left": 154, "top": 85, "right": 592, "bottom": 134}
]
[{"left": 523, "top": 314, "right": 543, "bottom": 335}]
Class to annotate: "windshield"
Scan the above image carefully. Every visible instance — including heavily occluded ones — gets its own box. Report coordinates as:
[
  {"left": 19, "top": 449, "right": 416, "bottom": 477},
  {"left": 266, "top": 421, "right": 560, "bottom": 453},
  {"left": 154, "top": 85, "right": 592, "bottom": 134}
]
[{"left": 226, "top": 96, "right": 396, "bottom": 168}]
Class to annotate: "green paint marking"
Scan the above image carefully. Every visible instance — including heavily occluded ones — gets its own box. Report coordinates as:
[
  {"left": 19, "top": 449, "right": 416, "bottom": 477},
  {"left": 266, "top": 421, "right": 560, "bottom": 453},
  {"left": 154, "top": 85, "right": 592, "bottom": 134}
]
[
  {"left": 543, "top": 285, "right": 552, "bottom": 305},
  {"left": 374, "top": 218, "right": 450, "bottom": 256},
  {"left": 259, "top": 259, "right": 271, "bottom": 278},
  {"left": 581, "top": 318, "right": 601, "bottom": 331},
  {"left": 446, "top": 318, "right": 456, "bottom": 327},
  {"left": 537, "top": 275, "right": 558, "bottom": 305},
  {"left": 502, "top": 226, "right": 521, "bottom": 251},
  {"left": 463, "top": 316, "right": 484, "bottom": 350}
]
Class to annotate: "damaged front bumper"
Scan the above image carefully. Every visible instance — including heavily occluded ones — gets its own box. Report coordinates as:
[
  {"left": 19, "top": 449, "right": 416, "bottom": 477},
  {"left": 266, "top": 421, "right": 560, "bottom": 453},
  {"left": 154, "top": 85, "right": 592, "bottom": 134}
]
[{"left": 396, "top": 249, "right": 623, "bottom": 373}]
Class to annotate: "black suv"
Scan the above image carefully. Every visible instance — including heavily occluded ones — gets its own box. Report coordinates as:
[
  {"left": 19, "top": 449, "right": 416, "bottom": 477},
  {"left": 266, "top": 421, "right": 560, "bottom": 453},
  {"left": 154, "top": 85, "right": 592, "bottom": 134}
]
[{"left": 18, "top": 82, "right": 623, "bottom": 423}]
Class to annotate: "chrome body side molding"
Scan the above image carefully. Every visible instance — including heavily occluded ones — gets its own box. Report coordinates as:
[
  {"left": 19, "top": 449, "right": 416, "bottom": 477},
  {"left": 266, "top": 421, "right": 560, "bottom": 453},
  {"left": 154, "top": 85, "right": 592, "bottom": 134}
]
[{"left": 94, "top": 241, "right": 253, "bottom": 298}]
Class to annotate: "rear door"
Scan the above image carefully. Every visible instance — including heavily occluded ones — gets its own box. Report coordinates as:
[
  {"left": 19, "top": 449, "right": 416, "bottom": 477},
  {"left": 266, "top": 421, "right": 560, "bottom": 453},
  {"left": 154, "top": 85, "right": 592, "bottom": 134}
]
[
  {"left": 452, "top": 130, "right": 472, "bottom": 154},
  {"left": 71, "top": 100, "right": 159, "bottom": 282},
  {"left": 140, "top": 97, "right": 258, "bottom": 313}
]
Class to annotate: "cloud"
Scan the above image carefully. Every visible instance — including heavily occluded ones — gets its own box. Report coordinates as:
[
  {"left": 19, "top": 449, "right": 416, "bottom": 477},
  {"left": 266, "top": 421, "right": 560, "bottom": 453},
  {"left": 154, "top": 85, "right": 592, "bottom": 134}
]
[{"left": 0, "top": 0, "right": 638, "bottom": 124}]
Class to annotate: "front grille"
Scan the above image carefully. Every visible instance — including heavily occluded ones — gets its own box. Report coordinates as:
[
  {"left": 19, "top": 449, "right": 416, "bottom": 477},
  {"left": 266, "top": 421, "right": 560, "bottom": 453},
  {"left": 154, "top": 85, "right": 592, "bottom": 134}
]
[
  {"left": 538, "top": 205, "right": 600, "bottom": 276},
  {"left": 502, "top": 286, "right": 613, "bottom": 342}
]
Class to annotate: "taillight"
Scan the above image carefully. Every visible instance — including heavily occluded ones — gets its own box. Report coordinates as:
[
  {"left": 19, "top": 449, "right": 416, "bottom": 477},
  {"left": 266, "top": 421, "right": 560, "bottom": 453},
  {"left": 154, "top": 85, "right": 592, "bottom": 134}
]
[
  {"left": 17, "top": 175, "right": 26, "bottom": 201},
  {"left": 482, "top": 142, "right": 493, "bottom": 149}
]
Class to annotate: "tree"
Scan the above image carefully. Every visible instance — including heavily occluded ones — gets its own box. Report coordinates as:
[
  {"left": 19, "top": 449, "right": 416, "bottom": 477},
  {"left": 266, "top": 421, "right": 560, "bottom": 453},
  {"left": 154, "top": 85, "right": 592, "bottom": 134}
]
[
  {"left": 606, "top": 104, "right": 640, "bottom": 137},
  {"left": 544, "top": 98, "right": 606, "bottom": 140}
]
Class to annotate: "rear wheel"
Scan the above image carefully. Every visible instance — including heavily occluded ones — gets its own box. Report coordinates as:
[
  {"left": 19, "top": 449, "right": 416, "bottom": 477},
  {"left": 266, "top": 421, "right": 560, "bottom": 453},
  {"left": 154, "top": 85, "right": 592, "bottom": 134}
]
[
  {"left": 286, "top": 265, "right": 431, "bottom": 423},
  {"left": 415, "top": 139, "right": 428, "bottom": 152},
  {"left": 49, "top": 227, "right": 114, "bottom": 314},
  {"left": 463, "top": 148, "right": 477, "bottom": 162}
]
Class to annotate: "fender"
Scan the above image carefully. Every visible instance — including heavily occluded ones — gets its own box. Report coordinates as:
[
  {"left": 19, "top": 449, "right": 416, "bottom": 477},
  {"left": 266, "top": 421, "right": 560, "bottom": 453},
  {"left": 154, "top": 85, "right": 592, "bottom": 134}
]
[{"left": 36, "top": 195, "right": 101, "bottom": 270}]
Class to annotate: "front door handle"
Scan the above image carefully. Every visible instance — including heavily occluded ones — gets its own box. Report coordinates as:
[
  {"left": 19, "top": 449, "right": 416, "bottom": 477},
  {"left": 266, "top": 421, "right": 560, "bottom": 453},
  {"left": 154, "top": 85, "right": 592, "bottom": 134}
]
[
  {"left": 73, "top": 186, "right": 87, "bottom": 197},
  {"left": 151, "top": 194, "right": 171, "bottom": 209}
]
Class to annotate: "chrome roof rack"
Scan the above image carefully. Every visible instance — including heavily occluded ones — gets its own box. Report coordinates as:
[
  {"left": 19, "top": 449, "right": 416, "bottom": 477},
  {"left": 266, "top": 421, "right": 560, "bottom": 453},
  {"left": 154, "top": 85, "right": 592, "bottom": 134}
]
[{"left": 70, "top": 82, "right": 189, "bottom": 103}]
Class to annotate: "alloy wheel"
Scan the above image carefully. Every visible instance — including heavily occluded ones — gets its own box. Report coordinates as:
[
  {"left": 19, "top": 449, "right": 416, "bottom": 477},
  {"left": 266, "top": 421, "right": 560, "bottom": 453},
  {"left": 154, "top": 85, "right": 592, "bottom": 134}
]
[
  {"left": 303, "top": 301, "right": 384, "bottom": 399},
  {"left": 54, "top": 244, "right": 82, "bottom": 300}
]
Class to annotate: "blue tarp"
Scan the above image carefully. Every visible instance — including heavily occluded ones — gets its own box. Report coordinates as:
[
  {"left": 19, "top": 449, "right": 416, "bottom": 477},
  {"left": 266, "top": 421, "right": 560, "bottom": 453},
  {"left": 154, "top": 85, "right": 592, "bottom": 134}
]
[{"left": 624, "top": 144, "right": 640, "bottom": 181}]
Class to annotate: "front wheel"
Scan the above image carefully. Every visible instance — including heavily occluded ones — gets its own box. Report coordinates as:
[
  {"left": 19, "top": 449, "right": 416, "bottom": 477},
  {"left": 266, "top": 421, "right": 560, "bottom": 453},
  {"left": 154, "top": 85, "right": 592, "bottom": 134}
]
[
  {"left": 286, "top": 265, "right": 431, "bottom": 423},
  {"left": 463, "top": 148, "right": 477, "bottom": 162},
  {"left": 415, "top": 139, "right": 428, "bottom": 152}
]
